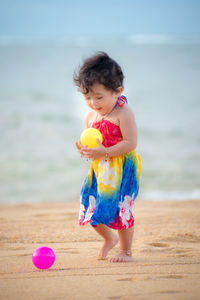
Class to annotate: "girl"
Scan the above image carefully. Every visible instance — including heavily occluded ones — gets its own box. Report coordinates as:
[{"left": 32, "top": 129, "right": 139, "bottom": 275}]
[{"left": 74, "top": 52, "right": 142, "bottom": 262}]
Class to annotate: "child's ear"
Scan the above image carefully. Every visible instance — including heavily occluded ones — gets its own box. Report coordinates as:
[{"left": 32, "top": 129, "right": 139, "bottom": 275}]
[
  {"left": 116, "top": 86, "right": 124, "bottom": 96},
  {"left": 80, "top": 84, "right": 88, "bottom": 94}
]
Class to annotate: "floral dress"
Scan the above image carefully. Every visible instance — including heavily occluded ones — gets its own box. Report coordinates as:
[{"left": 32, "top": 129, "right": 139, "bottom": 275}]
[{"left": 79, "top": 101, "right": 142, "bottom": 230}]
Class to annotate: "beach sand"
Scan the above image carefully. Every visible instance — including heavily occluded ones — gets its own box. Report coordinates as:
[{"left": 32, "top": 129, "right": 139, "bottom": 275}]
[{"left": 0, "top": 200, "right": 200, "bottom": 300}]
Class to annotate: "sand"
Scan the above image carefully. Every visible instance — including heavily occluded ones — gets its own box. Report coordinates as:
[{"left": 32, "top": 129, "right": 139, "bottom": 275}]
[{"left": 0, "top": 199, "right": 200, "bottom": 300}]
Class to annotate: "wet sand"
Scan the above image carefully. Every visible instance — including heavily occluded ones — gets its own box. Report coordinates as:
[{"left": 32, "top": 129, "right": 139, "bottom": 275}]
[{"left": 0, "top": 200, "right": 200, "bottom": 300}]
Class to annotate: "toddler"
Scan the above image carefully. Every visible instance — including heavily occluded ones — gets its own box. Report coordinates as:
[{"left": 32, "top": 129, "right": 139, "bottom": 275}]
[{"left": 74, "top": 52, "right": 142, "bottom": 262}]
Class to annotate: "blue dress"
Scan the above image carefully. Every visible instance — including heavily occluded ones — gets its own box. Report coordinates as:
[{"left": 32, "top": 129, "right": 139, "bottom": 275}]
[{"left": 79, "top": 100, "right": 142, "bottom": 229}]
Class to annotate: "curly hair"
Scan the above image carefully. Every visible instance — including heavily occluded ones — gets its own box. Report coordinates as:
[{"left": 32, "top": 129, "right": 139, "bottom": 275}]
[{"left": 73, "top": 52, "right": 124, "bottom": 93}]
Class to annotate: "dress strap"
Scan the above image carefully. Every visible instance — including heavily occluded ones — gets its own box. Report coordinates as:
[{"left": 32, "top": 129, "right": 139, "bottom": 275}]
[
  {"left": 91, "top": 95, "right": 128, "bottom": 125},
  {"left": 117, "top": 95, "right": 128, "bottom": 107},
  {"left": 110, "top": 95, "right": 128, "bottom": 112}
]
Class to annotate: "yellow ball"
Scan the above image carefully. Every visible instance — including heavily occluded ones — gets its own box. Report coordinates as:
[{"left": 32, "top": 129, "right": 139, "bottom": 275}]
[{"left": 80, "top": 128, "right": 103, "bottom": 148}]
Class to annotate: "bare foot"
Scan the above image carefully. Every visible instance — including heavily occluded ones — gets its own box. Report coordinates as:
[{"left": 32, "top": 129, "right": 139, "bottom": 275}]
[
  {"left": 109, "top": 249, "right": 132, "bottom": 263},
  {"left": 97, "top": 235, "right": 118, "bottom": 260}
]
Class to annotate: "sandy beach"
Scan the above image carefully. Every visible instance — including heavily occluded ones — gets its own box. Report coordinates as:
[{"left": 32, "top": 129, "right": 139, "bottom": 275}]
[{"left": 0, "top": 199, "right": 200, "bottom": 300}]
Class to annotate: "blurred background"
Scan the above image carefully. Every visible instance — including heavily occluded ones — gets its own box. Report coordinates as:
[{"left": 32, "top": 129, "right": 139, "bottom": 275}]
[{"left": 0, "top": 0, "right": 200, "bottom": 203}]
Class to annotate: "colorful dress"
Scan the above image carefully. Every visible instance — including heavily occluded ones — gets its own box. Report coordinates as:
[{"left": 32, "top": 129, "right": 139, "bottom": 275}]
[{"left": 79, "top": 99, "right": 142, "bottom": 230}]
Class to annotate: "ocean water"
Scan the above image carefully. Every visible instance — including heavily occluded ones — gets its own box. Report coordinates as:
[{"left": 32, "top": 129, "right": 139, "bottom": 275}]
[{"left": 0, "top": 36, "right": 200, "bottom": 203}]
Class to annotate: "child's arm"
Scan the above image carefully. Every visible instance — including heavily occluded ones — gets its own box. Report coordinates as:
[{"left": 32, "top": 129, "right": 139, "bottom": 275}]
[
  {"left": 106, "top": 106, "right": 137, "bottom": 157},
  {"left": 81, "top": 106, "right": 138, "bottom": 160}
]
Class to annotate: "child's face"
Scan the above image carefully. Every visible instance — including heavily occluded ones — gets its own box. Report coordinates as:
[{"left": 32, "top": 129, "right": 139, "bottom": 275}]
[{"left": 82, "top": 83, "right": 122, "bottom": 116}]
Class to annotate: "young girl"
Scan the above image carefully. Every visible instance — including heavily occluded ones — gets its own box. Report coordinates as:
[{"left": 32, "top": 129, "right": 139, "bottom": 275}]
[{"left": 74, "top": 52, "right": 142, "bottom": 262}]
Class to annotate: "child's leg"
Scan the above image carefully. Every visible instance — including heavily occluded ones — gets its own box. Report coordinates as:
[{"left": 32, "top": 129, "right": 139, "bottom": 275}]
[
  {"left": 110, "top": 226, "right": 134, "bottom": 263},
  {"left": 92, "top": 224, "right": 118, "bottom": 259}
]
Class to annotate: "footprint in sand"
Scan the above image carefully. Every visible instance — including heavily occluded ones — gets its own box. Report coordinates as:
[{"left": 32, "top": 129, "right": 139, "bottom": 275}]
[
  {"left": 32, "top": 214, "right": 48, "bottom": 218},
  {"left": 164, "top": 233, "right": 200, "bottom": 243},
  {"left": 156, "top": 290, "right": 183, "bottom": 294},
  {"left": 117, "top": 277, "right": 132, "bottom": 282},
  {"left": 149, "top": 242, "right": 169, "bottom": 248},
  {"left": 158, "top": 275, "right": 184, "bottom": 279},
  {"left": 57, "top": 248, "right": 80, "bottom": 254}
]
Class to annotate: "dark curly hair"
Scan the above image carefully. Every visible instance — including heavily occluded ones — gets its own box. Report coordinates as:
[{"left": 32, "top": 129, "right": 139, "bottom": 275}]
[{"left": 73, "top": 52, "right": 124, "bottom": 93}]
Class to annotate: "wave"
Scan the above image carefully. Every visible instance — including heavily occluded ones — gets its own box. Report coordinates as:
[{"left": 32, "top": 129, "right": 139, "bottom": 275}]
[
  {"left": 1, "top": 34, "right": 200, "bottom": 46},
  {"left": 141, "top": 189, "right": 200, "bottom": 201},
  {"left": 129, "top": 34, "right": 200, "bottom": 45}
]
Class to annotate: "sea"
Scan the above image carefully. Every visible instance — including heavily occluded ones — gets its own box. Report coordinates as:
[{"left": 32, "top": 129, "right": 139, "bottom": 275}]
[{"left": 0, "top": 36, "right": 200, "bottom": 203}]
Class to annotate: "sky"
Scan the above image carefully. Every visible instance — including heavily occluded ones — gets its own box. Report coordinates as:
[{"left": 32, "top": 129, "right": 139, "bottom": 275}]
[{"left": 0, "top": 0, "right": 200, "bottom": 38}]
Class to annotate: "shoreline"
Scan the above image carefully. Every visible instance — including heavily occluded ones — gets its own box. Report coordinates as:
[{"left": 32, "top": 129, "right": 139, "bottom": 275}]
[{"left": 0, "top": 199, "right": 200, "bottom": 299}]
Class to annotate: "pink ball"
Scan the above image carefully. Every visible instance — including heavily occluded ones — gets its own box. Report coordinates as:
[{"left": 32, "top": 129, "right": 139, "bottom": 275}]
[{"left": 32, "top": 246, "right": 55, "bottom": 270}]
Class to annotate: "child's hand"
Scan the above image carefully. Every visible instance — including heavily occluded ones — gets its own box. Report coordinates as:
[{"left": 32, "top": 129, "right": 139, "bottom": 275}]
[
  {"left": 79, "top": 139, "right": 106, "bottom": 160},
  {"left": 75, "top": 140, "right": 85, "bottom": 156},
  {"left": 75, "top": 140, "right": 82, "bottom": 153},
  {"left": 75, "top": 140, "right": 91, "bottom": 159}
]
